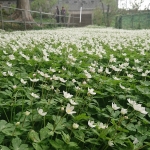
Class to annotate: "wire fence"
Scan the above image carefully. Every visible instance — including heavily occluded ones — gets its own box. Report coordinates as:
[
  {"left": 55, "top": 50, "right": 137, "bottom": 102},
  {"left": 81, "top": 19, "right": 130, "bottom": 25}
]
[
  {"left": 115, "top": 11, "right": 150, "bottom": 29},
  {"left": 0, "top": 5, "right": 80, "bottom": 30}
]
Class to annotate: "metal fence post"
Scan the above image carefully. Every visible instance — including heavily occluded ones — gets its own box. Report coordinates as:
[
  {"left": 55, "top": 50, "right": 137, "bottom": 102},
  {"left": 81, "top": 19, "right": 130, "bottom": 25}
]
[{"left": 0, "top": 4, "right": 4, "bottom": 30}]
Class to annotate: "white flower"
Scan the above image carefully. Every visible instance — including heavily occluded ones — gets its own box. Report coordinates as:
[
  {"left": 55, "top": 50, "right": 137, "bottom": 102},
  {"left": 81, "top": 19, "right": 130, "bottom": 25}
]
[
  {"left": 43, "top": 55, "right": 49, "bottom": 61},
  {"left": 127, "top": 99, "right": 148, "bottom": 115},
  {"left": 125, "top": 58, "right": 129, "bottom": 62},
  {"left": 133, "top": 103, "right": 148, "bottom": 115},
  {"left": 124, "top": 116, "right": 128, "bottom": 119},
  {"left": 88, "top": 88, "right": 96, "bottom": 95},
  {"left": 85, "top": 72, "right": 92, "bottom": 78},
  {"left": 98, "top": 66, "right": 103, "bottom": 73},
  {"left": 72, "top": 79, "right": 76, "bottom": 83},
  {"left": 66, "top": 103, "right": 76, "bottom": 115},
  {"left": 49, "top": 67, "right": 56, "bottom": 72},
  {"left": 15, "top": 122, "right": 20, "bottom": 126},
  {"left": 63, "top": 91, "right": 73, "bottom": 99},
  {"left": 112, "top": 103, "right": 120, "bottom": 110},
  {"left": 83, "top": 81, "right": 87, "bottom": 84},
  {"left": 75, "top": 86, "right": 81, "bottom": 90},
  {"left": 8, "top": 71, "right": 13, "bottom": 76},
  {"left": 21, "top": 78, "right": 27, "bottom": 84},
  {"left": 145, "top": 70, "right": 150, "bottom": 74},
  {"left": 59, "top": 77, "right": 67, "bottom": 83},
  {"left": 122, "top": 53, "right": 126, "bottom": 56},
  {"left": 9, "top": 54, "right": 15, "bottom": 60},
  {"left": 2, "top": 72, "right": 7, "bottom": 76},
  {"left": 136, "top": 67, "right": 143, "bottom": 72},
  {"left": 73, "top": 123, "right": 79, "bottom": 129},
  {"left": 62, "top": 66, "right": 66, "bottom": 70},
  {"left": 53, "top": 75, "right": 59, "bottom": 80},
  {"left": 13, "top": 85, "right": 17, "bottom": 89},
  {"left": 88, "top": 120, "right": 96, "bottom": 128},
  {"left": 105, "top": 68, "right": 111, "bottom": 74},
  {"left": 3, "top": 50, "right": 8, "bottom": 54},
  {"left": 61, "top": 106, "right": 64, "bottom": 111},
  {"left": 108, "top": 140, "right": 114, "bottom": 147},
  {"left": 97, "top": 122, "right": 108, "bottom": 129},
  {"left": 31, "top": 93, "right": 40, "bottom": 99},
  {"left": 89, "top": 66, "right": 95, "bottom": 73},
  {"left": 121, "top": 108, "right": 127, "bottom": 115},
  {"left": 133, "top": 138, "right": 139, "bottom": 144},
  {"left": 69, "top": 99, "right": 78, "bottom": 105},
  {"left": 113, "top": 76, "right": 120, "bottom": 80},
  {"left": 51, "top": 86, "right": 54, "bottom": 90},
  {"left": 37, "top": 108, "right": 47, "bottom": 116},
  {"left": 127, "top": 98, "right": 137, "bottom": 105},
  {"left": 127, "top": 74, "right": 133, "bottom": 78},
  {"left": 6, "top": 62, "right": 12, "bottom": 67},
  {"left": 25, "top": 111, "right": 30, "bottom": 116},
  {"left": 44, "top": 73, "right": 50, "bottom": 78},
  {"left": 29, "top": 78, "right": 39, "bottom": 82},
  {"left": 142, "top": 72, "right": 147, "bottom": 77},
  {"left": 134, "top": 59, "right": 140, "bottom": 63},
  {"left": 37, "top": 70, "right": 44, "bottom": 76}
]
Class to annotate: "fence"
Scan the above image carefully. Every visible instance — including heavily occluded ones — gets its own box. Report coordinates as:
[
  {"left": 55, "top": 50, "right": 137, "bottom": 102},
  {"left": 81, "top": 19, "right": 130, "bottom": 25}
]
[
  {"left": 0, "top": 5, "right": 79, "bottom": 30},
  {"left": 115, "top": 11, "right": 150, "bottom": 29}
]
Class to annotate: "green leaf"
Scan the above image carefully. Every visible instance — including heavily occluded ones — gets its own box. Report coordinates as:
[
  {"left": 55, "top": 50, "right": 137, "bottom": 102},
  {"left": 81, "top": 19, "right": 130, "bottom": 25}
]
[
  {"left": 32, "top": 143, "right": 42, "bottom": 150},
  {"left": 28, "top": 130, "right": 41, "bottom": 143},
  {"left": 12, "top": 137, "right": 21, "bottom": 150},
  {"left": 106, "top": 105, "right": 113, "bottom": 114},
  {"left": 118, "top": 95, "right": 126, "bottom": 100},
  {"left": 54, "top": 118, "right": 66, "bottom": 131},
  {"left": 40, "top": 127, "right": 49, "bottom": 141},
  {"left": 0, "top": 146, "right": 10, "bottom": 150},
  {"left": 46, "top": 123, "right": 54, "bottom": 130},
  {"left": 117, "top": 126, "right": 129, "bottom": 133},
  {"left": 0, "top": 120, "right": 7, "bottom": 131},
  {"left": 135, "top": 125, "right": 147, "bottom": 135},
  {"left": 126, "top": 123, "right": 136, "bottom": 131},
  {"left": 74, "top": 113, "right": 90, "bottom": 121},
  {"left": 68, "top": 142, "right": 78, "bottom": 147},
  {"left": 62, "top": 131, "right": 70, "bottom": 144},
  {"left": 72, "top": 130, "right": 85, "bottom": 143},
  {"left": 49, "top": 140, "right": 63, "bottom": 149},
  {"left": 12, "top": 137, "right": 28, "bottom": 150},
  {"left": 0, "top": 133, "right": 5, "bottom": 144},
  {"left": 140, "top": 81, "right": 150, "bottom": 86},
  {"left": 1, "top": 122, "right": 14, "bottom": 136},
  {"left": 144, "top": 142, "right": 150, "bottom": 146},
  {"left": 85, "top": 138, "right": 100, "bottom": 145},
  {"left": 112, "top": 110, "right": 120, "bottom": 118}
]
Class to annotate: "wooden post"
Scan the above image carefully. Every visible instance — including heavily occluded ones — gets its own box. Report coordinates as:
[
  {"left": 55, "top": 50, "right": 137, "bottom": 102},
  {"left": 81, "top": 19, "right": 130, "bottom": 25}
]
[
  {"left": 24, "top": 9, "right": 26, "bottom": 30},
  {"left": 40, "top": 11, "right": 42, "bottom": 29},
  {"left": 0, "top": 4, "right": 4, "bottom": 30}
]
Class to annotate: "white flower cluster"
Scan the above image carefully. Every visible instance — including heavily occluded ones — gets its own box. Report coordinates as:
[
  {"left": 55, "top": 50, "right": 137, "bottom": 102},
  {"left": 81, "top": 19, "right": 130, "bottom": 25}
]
[{"left": 127, "top": 99, "right": 148, "bottom": 115}]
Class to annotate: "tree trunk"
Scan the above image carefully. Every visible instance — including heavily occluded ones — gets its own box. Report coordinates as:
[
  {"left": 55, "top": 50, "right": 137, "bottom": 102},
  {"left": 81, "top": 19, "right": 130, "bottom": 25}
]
[
  {"left": 12, "top": 0, "right": 33, "bottom": 21},
  {"left": 101, "top": 2, "right": 106, "bottom": 26},
  {"left": 106, "top": 4, "right": 110, "bottom": 27}
]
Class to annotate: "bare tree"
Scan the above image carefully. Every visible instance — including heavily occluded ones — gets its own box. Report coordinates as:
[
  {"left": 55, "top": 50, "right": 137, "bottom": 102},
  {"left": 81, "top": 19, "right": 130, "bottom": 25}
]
[
  {"left": 100, "top": 0, "right": 118, "bottom": 26},
  {"left": 130, "top": 0, "right": 144, "bottom": 10},
  {"left": 12, "top": 0, "right": 33, "bottom": 21}
]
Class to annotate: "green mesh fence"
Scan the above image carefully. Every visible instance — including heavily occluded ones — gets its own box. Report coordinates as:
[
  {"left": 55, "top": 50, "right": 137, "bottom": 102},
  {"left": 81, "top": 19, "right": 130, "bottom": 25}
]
[{"left": 115, "top": 12, "right": 150, "bottom": 29}]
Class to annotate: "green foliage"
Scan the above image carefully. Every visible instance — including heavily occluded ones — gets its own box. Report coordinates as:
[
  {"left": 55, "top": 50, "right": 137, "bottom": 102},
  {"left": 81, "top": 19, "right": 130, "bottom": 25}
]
[
  {"left": 31, "top": 0, "right": 57, "bottom": 12},
  {"left": 116, "top": 12, "right": 150, "bottom": 29},
  {"left": 93, "top": 8, "right": 103, "bottom": 26},
  {"left": 0, "top": 27, "right": 150, "bottom": 150}
]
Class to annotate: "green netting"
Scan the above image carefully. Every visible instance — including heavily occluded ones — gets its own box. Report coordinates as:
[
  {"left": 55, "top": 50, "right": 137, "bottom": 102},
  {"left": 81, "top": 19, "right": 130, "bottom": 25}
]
[{"left": 115, "top": 12, "right": 150, "bottom": 29}]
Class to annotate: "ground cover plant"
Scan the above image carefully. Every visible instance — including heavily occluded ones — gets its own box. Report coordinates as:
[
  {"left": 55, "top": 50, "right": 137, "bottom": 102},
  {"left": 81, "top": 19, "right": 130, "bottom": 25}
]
[{"left": 0, "top": 27, "right": 150, "bottom": 150}]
